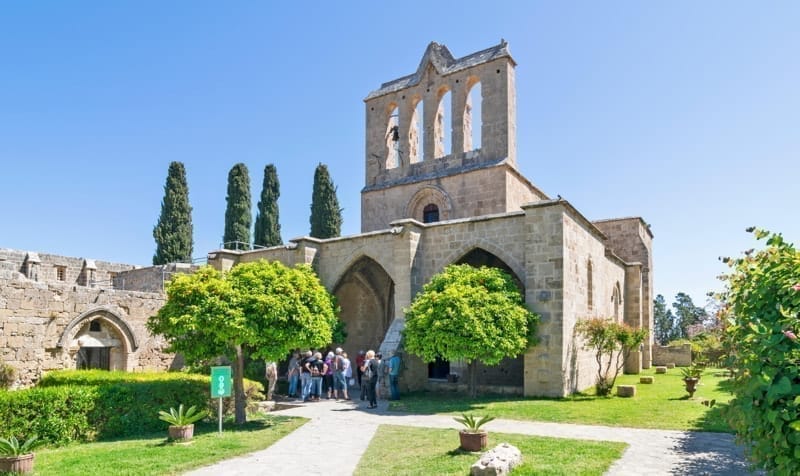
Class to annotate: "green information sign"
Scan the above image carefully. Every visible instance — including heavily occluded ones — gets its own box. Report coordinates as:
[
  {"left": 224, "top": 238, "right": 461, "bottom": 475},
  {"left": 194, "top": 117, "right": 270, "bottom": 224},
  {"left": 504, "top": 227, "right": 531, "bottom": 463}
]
[{"left": 210, "top": 366, "right": 232, "bottom": 398}]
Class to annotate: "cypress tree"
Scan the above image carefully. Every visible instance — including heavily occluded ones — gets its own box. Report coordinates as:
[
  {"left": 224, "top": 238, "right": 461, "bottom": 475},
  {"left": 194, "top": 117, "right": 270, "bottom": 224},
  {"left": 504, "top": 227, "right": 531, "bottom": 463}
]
[
  {"left": 153, "top": 161, "right": 193, "bottom": 264},
  {"left": 223, "top": 163, "right": 252, "bottom": 250},
  {"left": 254, "top": 164, "right": 282, "bottom": 247},
  {"left": 309, "top": 163, "right": 342, "bottom": 238}
]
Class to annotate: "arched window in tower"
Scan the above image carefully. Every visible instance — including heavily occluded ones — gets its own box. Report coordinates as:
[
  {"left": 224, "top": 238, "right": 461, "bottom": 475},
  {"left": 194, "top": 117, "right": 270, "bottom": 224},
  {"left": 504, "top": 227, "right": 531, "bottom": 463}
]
[
  {"left": 612, "top": 282, "right": 622, "bottom": 319},
  {"left": 385, "top": 105, "right": 400, "bottom": 169},
  {"left": 423, "top": 204, "right": 440, "bottom": 223},
  {"left": 464, "top": 79, "right": 482, "bottom": 151},
  {"left": 409, "top": 98, "right": 423, "bottom": 163},
  {"left": 435, "top": 87, "right": 451, "bottom": 159},
  {"left": 587, "top": 259, "right": 594, "bottom": 311}
]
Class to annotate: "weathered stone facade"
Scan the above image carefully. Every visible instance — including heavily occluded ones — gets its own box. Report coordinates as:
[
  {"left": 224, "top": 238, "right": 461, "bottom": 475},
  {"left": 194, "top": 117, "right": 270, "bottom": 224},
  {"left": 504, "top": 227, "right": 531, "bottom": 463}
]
[
  {"left": 207, "top": 41, "right": 655, "bottom": 397},
  {"left": 0, "top": 249, "right": 189, "bottom": 387}
]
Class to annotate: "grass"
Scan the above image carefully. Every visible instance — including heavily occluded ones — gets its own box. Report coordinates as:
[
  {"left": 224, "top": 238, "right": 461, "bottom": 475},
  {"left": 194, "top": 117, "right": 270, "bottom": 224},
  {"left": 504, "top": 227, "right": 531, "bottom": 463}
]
[
  {"left": 33, "top": 415, "right": 306, "bottom": 476},
  {"left": 354, "top": 425, "right": 627, "bottom": 476},
  {"left": 389, "top": 368, "right": 733, "bottom": 432}
]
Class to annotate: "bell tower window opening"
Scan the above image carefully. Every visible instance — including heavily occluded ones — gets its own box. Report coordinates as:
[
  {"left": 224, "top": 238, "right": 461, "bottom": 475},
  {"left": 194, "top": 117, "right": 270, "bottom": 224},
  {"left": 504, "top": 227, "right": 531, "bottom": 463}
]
[
  {"left": 465, "top": 80, "right": 482, "bottom": 151},
  {"left": 409, "top": 99, "right": 423, "bottom": 163},
  {"left": 434, "top": 88, "right": 451, "bottom": 159},
  {"left": 385, "top": 105, "right": 400, "bottom": 169},
  {"left": 423, "top": 204, "right": 440, "bottom": 223}
]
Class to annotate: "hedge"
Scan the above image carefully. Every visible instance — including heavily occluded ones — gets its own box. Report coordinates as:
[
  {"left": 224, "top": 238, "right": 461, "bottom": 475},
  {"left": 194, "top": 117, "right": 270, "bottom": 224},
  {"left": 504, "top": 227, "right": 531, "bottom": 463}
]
[{"left": 0, "top": 370, "right": 263, "bottom": 445}]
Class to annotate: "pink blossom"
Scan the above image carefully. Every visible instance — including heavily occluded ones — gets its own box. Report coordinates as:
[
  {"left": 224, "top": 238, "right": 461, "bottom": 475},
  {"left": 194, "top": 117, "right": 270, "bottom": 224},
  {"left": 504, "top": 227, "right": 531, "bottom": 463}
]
[
  {"left": 784, "top": 330, "right": 798, "bottom": 341},
  {"left": 792, "top": 284, "right": 800, "bottom": 291}
]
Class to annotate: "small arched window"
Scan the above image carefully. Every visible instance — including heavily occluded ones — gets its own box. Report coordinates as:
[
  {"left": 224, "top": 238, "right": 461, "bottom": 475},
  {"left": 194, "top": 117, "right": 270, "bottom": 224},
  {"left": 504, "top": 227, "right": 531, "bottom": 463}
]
[{"left": 423, "top": 204, "right": 440, "bottom": 223}]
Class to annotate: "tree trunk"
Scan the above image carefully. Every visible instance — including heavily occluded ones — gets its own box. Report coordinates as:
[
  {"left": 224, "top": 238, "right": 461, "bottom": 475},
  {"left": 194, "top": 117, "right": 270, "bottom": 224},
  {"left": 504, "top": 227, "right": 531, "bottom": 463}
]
[
  {"left": 468, "top": 360, "right": 478, "bottom": 398},
  {"left": 234, "top": 344, "right": 247, "bottom": 424}
]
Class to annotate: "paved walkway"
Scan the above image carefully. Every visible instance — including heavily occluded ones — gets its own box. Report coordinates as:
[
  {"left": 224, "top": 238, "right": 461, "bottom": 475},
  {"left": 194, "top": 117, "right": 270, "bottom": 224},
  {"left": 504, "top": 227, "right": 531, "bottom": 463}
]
[{"left": 186, "top": 398, "right": 758, "bottom": 476}]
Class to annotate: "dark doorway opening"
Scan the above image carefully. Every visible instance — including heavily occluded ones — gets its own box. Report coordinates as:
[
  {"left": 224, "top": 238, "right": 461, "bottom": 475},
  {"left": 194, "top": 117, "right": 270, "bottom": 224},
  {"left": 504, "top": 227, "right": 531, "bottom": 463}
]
[{"left": 77, "top": 347, "right": 111, "bottom": 370}]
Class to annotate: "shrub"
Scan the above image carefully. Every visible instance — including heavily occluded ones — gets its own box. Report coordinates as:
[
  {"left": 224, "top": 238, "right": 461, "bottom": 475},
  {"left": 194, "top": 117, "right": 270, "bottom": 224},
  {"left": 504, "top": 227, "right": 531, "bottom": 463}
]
[
  {"left": 2, "top": 370, "right": 262, "bottom": 445},
  {"left": 0, "top": 363, "right": 16, "bottom": 390},
  {"left": 575, "top": 318, "right": 647, "bottom": 396},
  {"left": 719, "top": 228, "right": 800, "bottom": 473}
]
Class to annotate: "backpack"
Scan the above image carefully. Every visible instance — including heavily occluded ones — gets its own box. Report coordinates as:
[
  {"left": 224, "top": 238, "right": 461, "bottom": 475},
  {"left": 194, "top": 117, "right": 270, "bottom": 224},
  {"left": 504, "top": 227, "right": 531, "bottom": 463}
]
[{"left": 364, "top": 359, "right": 374, "bottom": 379}]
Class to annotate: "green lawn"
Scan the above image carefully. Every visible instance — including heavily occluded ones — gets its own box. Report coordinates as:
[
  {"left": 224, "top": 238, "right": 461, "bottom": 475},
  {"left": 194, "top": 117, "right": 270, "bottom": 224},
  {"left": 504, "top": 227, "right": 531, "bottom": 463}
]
[
  {"left": 33, "top": 415, "right": 306, "bottom": 476},
  {"left": 354, "top": 425, "right": 627, "bottom": 476},
  {"left": 389, "top": 368, "right": 732, "bottom": 432}
]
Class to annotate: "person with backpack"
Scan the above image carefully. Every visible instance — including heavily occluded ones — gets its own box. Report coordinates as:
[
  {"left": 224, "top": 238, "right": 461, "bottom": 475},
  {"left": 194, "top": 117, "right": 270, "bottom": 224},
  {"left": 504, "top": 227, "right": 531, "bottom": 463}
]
[
  {"left": 361, "top": 349, "right": 379, "bottom": 409},
  {"left": 388, "top": 351, "right": 402, "bottom": 400}
]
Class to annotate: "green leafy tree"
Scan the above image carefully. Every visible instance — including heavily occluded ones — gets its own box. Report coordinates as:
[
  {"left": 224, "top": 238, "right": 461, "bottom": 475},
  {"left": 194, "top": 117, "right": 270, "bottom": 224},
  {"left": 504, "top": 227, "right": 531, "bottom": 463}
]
[
  {"left": 403, "top": 264, "right": 539, "bottom": 398},
  {"left": 575, "top": 317, "right": 648, "bottom": 396},
  {"left": 309, "top": 163, "right": 342, "bottom": 238},
  {"left": 223, "top": 163, "right": 251, "bottom": 250},
  {"left": 653, "top": 294, "right": 676, "bottom": 345},
  {"left": 672, "top": 292, "right": 708, "bottom": 339},
  {"left": 148, "top": 261, "right": 338, "bottom": 424},
  {"left": 153, "top": 161, "right": 193, "bottom": 264},
  {"left": 253, "top": 164, "right": 282, "bottom": 247},
  {"left": 719, "top": 228, "right": 800, "bottom": 473}
]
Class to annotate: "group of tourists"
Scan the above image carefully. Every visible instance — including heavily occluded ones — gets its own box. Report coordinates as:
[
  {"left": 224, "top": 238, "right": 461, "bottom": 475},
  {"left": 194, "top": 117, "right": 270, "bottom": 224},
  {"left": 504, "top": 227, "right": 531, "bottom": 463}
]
[{"left": 279, "top": 347, "right": 402, "bottom": 409}]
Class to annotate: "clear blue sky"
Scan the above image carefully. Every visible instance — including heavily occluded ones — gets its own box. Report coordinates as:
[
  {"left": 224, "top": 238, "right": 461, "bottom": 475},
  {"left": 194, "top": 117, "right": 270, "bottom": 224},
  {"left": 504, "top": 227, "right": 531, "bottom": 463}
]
[{"left": 1, "top": 2, "right": 797, "bottom": 308}]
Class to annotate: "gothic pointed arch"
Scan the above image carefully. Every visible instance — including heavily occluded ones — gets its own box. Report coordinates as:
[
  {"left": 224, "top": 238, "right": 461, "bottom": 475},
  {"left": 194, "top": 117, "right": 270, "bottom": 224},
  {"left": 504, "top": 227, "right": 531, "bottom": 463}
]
[
  {"left": 406, "top": 186, "right": 452, "bottom": 224},
  {"left": 331, "top": 256, "right": 395, "bottom": 356},
  {"left": 58, "top": 307, "right": 139, "bottom": 352},
  {"left": 440, "top": 241, "right": 525, "bottom": 291}
]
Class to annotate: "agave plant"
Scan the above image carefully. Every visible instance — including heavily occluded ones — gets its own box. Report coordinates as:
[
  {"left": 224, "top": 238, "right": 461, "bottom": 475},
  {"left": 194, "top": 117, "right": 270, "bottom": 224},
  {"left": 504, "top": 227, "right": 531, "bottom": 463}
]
[
  {"left": 453, "top": 414, "right": 495, "bottom": 433},
  {"left": 158, "top": 404, "right": 207, "bottom": 427},
  {"left": 0, "top": 435, "right": 41, "bottom": 457}
]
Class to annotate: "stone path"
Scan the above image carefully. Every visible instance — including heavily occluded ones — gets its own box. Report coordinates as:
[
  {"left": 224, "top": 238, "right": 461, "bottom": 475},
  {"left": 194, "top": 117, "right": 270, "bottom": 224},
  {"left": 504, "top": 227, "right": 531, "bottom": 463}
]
[{"left": 186, "top": 398, "right": 758, "bottom": 476}]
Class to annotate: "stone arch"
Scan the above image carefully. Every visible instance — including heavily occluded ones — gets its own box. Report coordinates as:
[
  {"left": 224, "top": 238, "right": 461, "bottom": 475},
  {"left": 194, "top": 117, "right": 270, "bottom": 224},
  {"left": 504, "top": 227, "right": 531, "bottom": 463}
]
[
  {"left": 331, "top": 256, "right": 395, "bottom": 358},
  {"left": 58, "top": 307, "right": 138, "bottom": 371},
  {"left": 406, "top": 186, "right": 453, "bottom": 223},
  {"left": 439, "top": 241, "right": 525, "bottom": 291},
  {"left": 430, "top": 246, "right": 526, "bottom": 387},
  {"left": 612, "top": 281, "right": 622, "bottom": 320}
]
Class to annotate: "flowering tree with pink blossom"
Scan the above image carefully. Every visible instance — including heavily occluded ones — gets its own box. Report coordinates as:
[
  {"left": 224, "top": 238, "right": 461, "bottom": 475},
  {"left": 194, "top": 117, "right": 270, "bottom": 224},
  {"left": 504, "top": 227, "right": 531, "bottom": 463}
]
[{"left": 719, "top": 228, "right": 800, "bottom": 473}]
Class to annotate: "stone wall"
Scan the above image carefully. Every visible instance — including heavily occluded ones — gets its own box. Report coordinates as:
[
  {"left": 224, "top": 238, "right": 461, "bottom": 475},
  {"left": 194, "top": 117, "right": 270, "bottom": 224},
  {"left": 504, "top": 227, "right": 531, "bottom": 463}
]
[
  {"left": 0, "top": 271, "right": 176, "bottom": 387},
  {"left": 114, "top": 263, "right": 199, "bottom": 293},
  {"left": 653, "top": 343, "right": 692, "bottom": 367},
  {"left": 0, "top": 248, "right": 137, "bottom": 287}
]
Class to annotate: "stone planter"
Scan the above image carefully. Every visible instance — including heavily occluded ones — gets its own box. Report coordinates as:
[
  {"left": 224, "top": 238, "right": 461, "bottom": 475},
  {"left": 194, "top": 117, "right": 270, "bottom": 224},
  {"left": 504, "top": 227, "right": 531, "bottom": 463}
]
[
  {"left": 459, "top": 430, "right": 488, "bottom": 452},
  {"left": 684, "top": 378, "right": 699, "bottom": 398},
  {"left": 168, "top": 424, "right": 195, "bottom": 441},
  {"left": 0, "top": 453, "right": 35, "bottom": 474},
  {"left": 640, "top": 376, "right": 655, "bottom": 384},
  {"left": 617, "top": 385, "right": 636, "bottom": 397}
]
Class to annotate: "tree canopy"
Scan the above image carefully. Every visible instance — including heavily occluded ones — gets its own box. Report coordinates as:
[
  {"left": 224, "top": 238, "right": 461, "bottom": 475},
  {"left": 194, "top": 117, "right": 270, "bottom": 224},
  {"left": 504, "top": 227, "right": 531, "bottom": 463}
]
[
  {"left": 148, "top": 261, "right": 338, "bottom": 423},
  {"left": 152, "top": 161, "right": 193, "bottom": 264},
  {"left": 223, "top": 163, "right": 252, "bottom": 249},
  {"left": 254, "top": 164, "right": 282, "bottom": 248},
  {"left": 309, "top": 163, "right": 342, "bottom": 239},
  {"left": 403, "top": 264, "right": 539, "bottom": 397}
]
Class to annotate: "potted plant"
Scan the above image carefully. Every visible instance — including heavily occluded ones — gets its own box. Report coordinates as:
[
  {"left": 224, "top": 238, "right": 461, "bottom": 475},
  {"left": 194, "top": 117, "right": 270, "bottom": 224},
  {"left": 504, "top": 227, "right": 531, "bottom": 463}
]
[
  {"left": 158, "top": 404, "right": 208, "bottom": 441},
  {"left": 454, "top": 413, "right": 495, "bottom": 452},
  {"left": 681, "top": 364, "right": 704, "bottom": 398},
  {"left": 0, "top": 435, "right": 42, "bottom": 474}
]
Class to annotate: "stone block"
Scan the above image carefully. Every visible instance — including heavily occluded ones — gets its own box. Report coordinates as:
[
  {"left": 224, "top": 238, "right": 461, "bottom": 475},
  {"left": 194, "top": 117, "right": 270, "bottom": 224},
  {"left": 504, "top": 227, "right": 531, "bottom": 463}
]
[
  {"left": 655, "top": 366, "right": 667, "bottom": 374},
  {"left": 617, "top": 385, "right": 636, "bottom": 397},
  {"left": 471, "top": 443, "right": 522, "bottom": 476},
  {"left": 666, "top": 363, "right": 676, "bottom": 369},
  {"left": 639, "top": 376, "right": 654, "bottom": 384}
]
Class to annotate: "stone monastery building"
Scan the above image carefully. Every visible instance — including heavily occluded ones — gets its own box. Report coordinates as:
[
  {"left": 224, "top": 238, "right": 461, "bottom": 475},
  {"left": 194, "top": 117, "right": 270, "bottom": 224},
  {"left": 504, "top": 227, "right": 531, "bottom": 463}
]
[{"left": 0, "top": 41, "right": 653, "bottom": 397}]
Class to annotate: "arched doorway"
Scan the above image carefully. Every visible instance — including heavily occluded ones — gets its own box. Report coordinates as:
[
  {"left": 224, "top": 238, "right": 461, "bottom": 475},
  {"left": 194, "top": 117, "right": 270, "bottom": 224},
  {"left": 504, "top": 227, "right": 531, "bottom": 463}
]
[
  {"left": 58, "top": 308, "right": 138, "bottom": 371},
  {"left": 428, "top": 248, "right": 525, "bottom": 387},
  {"left": 332, "top": 257, "right": 395, "bottom": 358}
]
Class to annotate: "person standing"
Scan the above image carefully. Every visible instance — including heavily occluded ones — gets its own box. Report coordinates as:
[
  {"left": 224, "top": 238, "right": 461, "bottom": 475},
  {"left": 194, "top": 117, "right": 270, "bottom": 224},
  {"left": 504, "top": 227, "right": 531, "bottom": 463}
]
[
  {"left": 300, "top": 350, "right": 314, "bottom": 402},
  {"left": 332, "top": 347, "right": 347, "bottom": 400},
  {"left": 265, "top": 361, "right": 278, "bottom": 400},
  {"left": 356, "top": 350, "right": 365, "bottom": 388},
  {"left": 311, "top": 351, "right": 326, "bottom": 401},
  {"left": 375, "top": 353, "right": 385, "bottom": 400},
  {"left": 286, "top": 352, "right": 300, "bottom": 398},
  {"left": 388, "top": 352, "right": 402, "bottom": 400},
  {"left": 342, "top": 351, "right": 352, "bottom": 399},
  {"left": 361, "top": 350, "right": 379, "bottom": 409}
]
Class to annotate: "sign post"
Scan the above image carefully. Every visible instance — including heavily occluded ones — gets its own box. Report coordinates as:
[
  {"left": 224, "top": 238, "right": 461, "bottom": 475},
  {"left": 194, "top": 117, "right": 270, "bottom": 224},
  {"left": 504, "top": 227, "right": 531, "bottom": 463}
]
[{"left": 210, "top": 366, "right": 232, "bottom": 435}]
